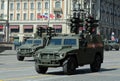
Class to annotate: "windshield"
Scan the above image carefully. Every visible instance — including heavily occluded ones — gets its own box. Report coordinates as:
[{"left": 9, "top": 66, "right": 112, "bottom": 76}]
[
  {"left": 64, "top": 39, "right": 77, "bottom": 46},
  {"left": 49, "top": 39, "right": 62, "bottom": 45},
  {"left": 25, "top": 40, "right": 33, "bottom": 44},
  {"left": 108, "top": 40, "right": 116, "bottom": 43},
  {"left": 34, "top": 40, "right": 42, "bottom": 45}
]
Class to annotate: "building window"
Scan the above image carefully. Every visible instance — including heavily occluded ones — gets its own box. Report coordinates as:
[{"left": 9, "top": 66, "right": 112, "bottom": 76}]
[
  {"left": 30, "top": 2, "right": 34, "bottom": 9},
  {"left": 23, "top": 13, "right": 27, "bottom": 20},
  {"left": 54, "top": 1, "right": 62, "bottom": 19},
  {"left": 24, "top": 25, "right": 33, "bottom": 33},
  {"left": 10, "top": 14, "right": 13, "bottom": 20},
  {"left": 30, "top": 13, "right": 34, "bottom": 20},
  {"left": 53, "top": 25, "right": 62, "bottom": 33},
  {"left": 38, "top": 2, "right": 41, "bottom": 10},
  {"left": 10, "top": 25, "right": 19, "bottom": 33},
  {"left": 17, "top": 13, "right": 20, "bottom": 20},
  {"left": 24, "top": 3, "right": 27, "bottom": 10},
  {"left": 11, "top": 29, "right": 19, "bottom": 33},
  {"left": 24, "top": 29, "right": 33, "bottom": 33},
  {"left": 45, "top": 2, "right": 48, "bottom": 9},
  {"left": 1, "top": 1, "right": 4, "bottom": 10},
  {"left": 55, "top": 1, "right": 61, "bottom": 8},
  {"left": 17, "top": 3, "right": 20, "bottom": 10},
  {"left": 10, "top": 3, "right": 14, "bottom": 10},
  {"left": 55, "top": 13, "right": 61, "bottom": 19}
]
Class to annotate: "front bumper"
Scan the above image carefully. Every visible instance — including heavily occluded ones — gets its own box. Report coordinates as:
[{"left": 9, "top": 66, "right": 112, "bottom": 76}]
[
  {"left": 17, "top": 52, "right": 33, "bottom": 57},
  {"left": 35, "top": 58, "right": 61, "bottom": 67},
  {"left": 34, "top": 52, "right": 65, "bottom": 67}
]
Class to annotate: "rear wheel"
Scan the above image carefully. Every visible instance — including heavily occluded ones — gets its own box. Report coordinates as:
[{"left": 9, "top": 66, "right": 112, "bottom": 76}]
[
  {"left": 35, "top": 62, "right": 48, "bottom": 74},
  {"left": 115, "top": 46, "right": 119, "bottom": 51},
  {"left": 17, "top": 54, "right": 24, "bottom": 61},
  {"left": 115, "top": 48, "right": 119, "bottom": 51},
  {"left": 63, "top": 57, "right": 76, "bottom": 75},
  {"left": 90, "top": 55, "right": 102, "bottom": 72},
  {"left": 104, "top": 45, "right": 109, "bottom": 51}
]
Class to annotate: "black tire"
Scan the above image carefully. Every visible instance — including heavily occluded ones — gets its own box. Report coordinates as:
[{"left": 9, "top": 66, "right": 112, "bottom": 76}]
[
  {"left": 115, "top": 46, "right": 119, "bottom": 51},
  {"left": 17, "top": 54, "right": 24, "bottom": 61},
  {"left": 90, "top": 55, "right": 102, "bottom": 72},
  {"left": 104, "top": 45, "right": 109, "bottom": 51},
  {"left": 115, "top": 48, "right": 119, "bottom": 51},
  {"left": 63, "top": 57, "right": 76, "bottom": 75},
  {"left": 35, "top": 62, "right": 48, "bottom": 74},
  {"left": 109, "top": 46, "right": 112, "bottom": 50}
]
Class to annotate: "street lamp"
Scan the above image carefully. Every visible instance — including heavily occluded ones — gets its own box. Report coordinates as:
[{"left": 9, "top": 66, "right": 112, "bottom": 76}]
[{"left": 6, "top": 0, "right": 9, "bottom": 42}]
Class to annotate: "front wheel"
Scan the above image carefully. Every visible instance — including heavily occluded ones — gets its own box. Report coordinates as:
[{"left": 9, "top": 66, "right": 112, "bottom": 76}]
[
  {"left": 63, "top": 57, "right": 77, "bottom": 75},
  {"left": 90, "top": 55, "right": 102, "bottom": 72},
  {"left": 35, "top": 62, "right": 48, "bottom": 74},
  {"left": 17, "top": 54, "right": 24, "bottom": 61},
  {"left": 104, "top": 45, "right": 109, "bottom": 51}
]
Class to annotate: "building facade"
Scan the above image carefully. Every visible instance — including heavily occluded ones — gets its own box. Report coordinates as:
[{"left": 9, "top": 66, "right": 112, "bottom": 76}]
[
  {"left": 99, "top": 0, "right": 120, "bottom": 39},
  {"left": 84, "top": 0, "right": 120, "bottom": 39},
  {"left": 0, "top": 0, "right": 120, "bottom": 42},
  {"left": 0, "top": 0, "right": 71, "bottom": 42}
]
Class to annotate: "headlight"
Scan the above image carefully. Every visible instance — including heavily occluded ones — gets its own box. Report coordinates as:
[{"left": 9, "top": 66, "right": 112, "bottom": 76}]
[
  {"left": 59, "top": 53, "right": 65, "bottom": 58},
  {"left": 17, "top": 48, "right": 20, "bottom": 51},
  {"left": 31, "top": 49, "right": 35, "bottom": 52},
  {"left": 35, "top": 51, "right": 41, "bottom": 57}
]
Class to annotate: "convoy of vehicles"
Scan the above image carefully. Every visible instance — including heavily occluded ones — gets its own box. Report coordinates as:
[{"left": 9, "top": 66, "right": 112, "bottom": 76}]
[
  {"left": 15, "top": 13, "right": 106, "bottom": 75},
  {"left": 34, "top": 34, "right": 104, "bottom": 75},
  {"left": 15, "top": 18, "right": 105, "bottom": 75},
  {"left": 104, "top": 40, "right": 119, "bottom": 51},
  {"left": 17, "top": 38, "right": 46, "bottom": 61}
]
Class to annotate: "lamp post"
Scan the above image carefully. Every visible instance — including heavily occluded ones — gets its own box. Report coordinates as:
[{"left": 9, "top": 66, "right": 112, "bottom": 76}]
[
  {"left": 48, "top": 0, "right": 50, "bottom": 27},
  {"left": 6, "top": 0, "right": 9, "bottom": 42}
]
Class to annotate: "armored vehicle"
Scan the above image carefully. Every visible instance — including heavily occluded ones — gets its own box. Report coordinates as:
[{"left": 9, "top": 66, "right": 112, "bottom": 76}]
[
  {"left": 34, "top": 34, "right": 104, "bottom": 75},
  {"left": 104, "top": 40, "right": 119, "bottom": 51},
  {"left": 17, "top": 38, "right": 46, "bottom": 61}
]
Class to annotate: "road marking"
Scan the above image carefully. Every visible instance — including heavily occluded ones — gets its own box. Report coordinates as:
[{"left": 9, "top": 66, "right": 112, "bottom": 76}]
[{"left": 2, "top": 74, "right": 52, "bottom": 81}]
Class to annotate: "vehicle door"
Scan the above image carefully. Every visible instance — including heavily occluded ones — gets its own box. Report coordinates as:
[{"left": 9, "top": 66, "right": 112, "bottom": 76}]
[{"left": 77, "top": 35, "right": 95, "bottom": 64}]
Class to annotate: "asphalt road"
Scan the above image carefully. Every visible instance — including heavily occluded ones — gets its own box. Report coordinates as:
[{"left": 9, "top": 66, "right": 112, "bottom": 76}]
[{"left": 0, "top": 50, "right": 120, "bottom": 81}]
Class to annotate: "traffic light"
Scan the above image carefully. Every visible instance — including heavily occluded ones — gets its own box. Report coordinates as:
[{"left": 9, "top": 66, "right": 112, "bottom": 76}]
[
  {"left": 85, "top": 16, "right": 99, "bottom": 33},
  {"left": 37, "top": 27, "right": 43, "bottom": 37}
]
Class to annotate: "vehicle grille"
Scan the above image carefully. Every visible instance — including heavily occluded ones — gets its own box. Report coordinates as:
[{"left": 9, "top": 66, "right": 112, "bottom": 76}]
[
  {"left": 20, "top": 49, "right": 31, "bottom": 53},
  {"left": 40, "top": 53, "right": 59, "bottom": 59}
]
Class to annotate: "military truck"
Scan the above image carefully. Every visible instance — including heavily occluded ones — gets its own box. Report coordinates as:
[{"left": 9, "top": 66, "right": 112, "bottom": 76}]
[
  {"left": 34, "top": 34, "right": 104, "bottom": 75},
  {"left": 104, "top": 40, "right": 119, "bottom": 51},
  {"left": 17, "top": 38, "right": 46, "bottom": 61}
]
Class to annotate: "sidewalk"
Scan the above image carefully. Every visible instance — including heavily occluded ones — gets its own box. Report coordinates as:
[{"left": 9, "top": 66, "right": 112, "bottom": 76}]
[{"left": 0, "top": 50, "right": 17, "bottom": 55}]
